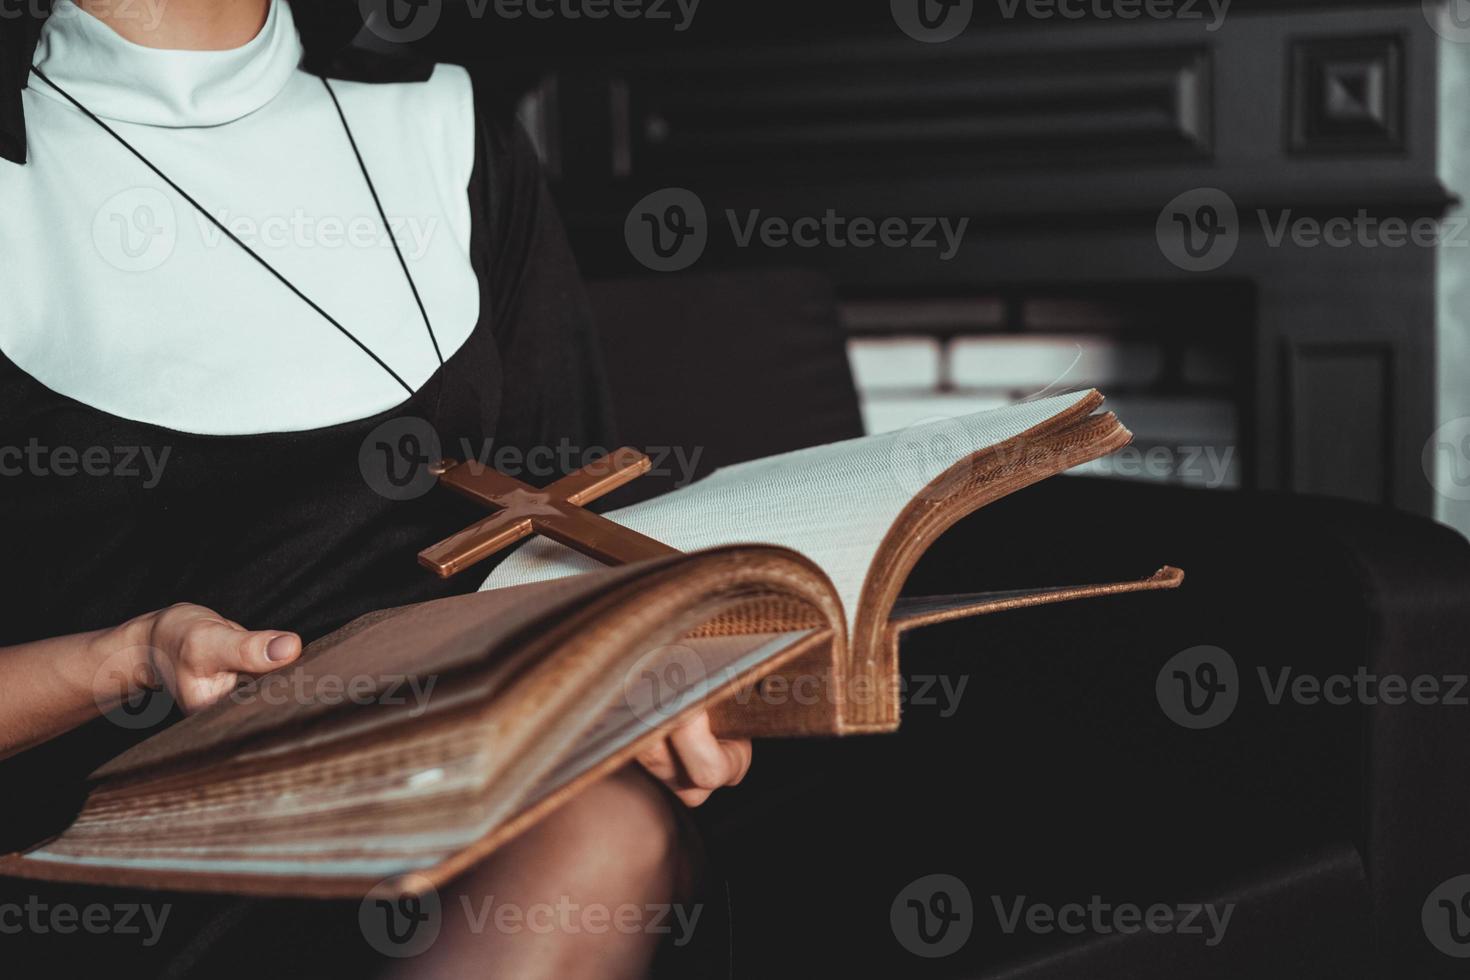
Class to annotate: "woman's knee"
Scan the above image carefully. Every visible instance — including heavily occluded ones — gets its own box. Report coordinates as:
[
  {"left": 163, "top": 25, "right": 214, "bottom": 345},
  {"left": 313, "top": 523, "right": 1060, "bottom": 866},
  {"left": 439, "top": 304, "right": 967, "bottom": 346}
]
[
  {"left": 533, "top": 766, "right": 686, "bottom": 896},
  {"left": 385, "top": 769, "right": 695, "bottom": 980},
  {"left": 459, "top": 765, "right": 688, "bottom": 908}
]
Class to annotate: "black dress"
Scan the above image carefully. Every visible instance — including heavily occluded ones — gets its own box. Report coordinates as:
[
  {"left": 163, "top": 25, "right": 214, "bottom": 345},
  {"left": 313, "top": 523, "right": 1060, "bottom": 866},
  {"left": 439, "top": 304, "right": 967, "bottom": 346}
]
[{"left": 0, "top": 78, "right": 616, "bottom": 976}]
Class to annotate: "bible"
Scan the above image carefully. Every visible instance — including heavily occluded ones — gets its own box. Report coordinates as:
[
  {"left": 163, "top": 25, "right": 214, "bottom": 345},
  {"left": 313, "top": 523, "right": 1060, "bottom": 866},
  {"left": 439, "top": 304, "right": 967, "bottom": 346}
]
[{"left": 0, "top": 389, "right": 1181, "bottom": 897}]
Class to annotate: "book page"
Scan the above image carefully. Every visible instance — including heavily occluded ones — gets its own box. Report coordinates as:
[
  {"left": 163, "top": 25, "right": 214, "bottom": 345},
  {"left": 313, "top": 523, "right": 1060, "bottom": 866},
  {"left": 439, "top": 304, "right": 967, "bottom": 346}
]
[
  {"left": 481, "top": 391, "right": 1095, "bottom": 629},
  {"left": 93, "top": 562, "right": 668, "bottom": 782},
  {"left": 520, "top": 631, "right": 814, "bottom": 809}
]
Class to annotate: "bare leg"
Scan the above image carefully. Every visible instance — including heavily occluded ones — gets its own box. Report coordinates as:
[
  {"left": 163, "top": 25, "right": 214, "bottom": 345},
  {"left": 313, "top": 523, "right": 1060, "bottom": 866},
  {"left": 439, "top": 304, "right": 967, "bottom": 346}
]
[{"left": 388, "top": 766, "right": 694, "bottom": 980}]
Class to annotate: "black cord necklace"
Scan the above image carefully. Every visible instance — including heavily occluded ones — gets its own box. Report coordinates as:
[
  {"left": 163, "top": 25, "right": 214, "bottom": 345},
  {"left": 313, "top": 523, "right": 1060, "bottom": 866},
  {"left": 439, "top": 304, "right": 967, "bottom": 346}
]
[{"left": 29, "top": 66, "right": 444, "bottom": 400}]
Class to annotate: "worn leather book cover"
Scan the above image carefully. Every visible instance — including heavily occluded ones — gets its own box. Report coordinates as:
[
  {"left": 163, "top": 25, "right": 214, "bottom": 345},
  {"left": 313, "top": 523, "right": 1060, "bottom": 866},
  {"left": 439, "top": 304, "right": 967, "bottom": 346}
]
[{"left": 0, "top": 390, "right": 1181, "bottom": 898}]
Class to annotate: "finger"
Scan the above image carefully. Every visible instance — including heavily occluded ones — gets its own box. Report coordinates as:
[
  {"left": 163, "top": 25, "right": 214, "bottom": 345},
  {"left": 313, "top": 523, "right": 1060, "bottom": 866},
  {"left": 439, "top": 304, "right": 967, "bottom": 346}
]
[
  {"left": 674, "top": 787, "right": 714, "bottom": 808},
  {"left": 630, "top": 749, "right": 709, "bottom": 807},
  {"left": 174, "top": 672, "right": 241, "bottom": 716},
  {"left": 721, "top": 739, "right": 753, "bottom": 786},
  {"left": 667, "top": 713, "right": 736, "bottom": 792},
  {"left": 635, "top": 738, "right": 680, "bottom": 785},
  {"left": 243, "top": 630, "right": 302, "bottom": 674},
  {"left": 181, "top": 621, "right": 301, "bottom": 678}
]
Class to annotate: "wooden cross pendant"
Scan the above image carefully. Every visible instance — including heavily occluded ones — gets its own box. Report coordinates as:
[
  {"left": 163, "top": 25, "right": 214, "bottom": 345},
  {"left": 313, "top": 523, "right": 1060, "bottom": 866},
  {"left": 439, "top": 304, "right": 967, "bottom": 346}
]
[{"left": 418, "top": 447, "right": 681, "bottom": 579}]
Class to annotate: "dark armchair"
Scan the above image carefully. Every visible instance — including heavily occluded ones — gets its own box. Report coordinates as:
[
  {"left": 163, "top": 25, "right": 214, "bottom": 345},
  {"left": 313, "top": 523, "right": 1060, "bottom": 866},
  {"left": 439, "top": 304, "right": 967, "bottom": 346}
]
[{"left": 588, "top": 267, "right": 1470, "bottom": 979}]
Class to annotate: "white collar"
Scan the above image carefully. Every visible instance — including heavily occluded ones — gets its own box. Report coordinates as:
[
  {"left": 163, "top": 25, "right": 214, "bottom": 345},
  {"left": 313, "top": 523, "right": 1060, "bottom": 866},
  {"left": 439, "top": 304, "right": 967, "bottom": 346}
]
[{"left": 30, "top": 0, "right": 302, "bottom": 129}]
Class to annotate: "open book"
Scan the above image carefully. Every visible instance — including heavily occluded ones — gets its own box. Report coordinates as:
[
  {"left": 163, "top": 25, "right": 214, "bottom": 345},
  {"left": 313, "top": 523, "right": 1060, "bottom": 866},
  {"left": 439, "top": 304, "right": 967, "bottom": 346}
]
[{"left": 0, "top": 390, "right": 1180, "bottom": 897}]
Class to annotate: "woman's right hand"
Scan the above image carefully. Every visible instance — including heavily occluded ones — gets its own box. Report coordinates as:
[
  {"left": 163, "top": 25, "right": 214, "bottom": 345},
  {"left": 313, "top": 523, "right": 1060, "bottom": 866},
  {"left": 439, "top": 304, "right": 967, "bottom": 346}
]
[
  {"left": 136, "top": 603, "right": 302, "bottom": 715},
  {"left": 0, "top": 603, "right": 302, "bottom": 760}
]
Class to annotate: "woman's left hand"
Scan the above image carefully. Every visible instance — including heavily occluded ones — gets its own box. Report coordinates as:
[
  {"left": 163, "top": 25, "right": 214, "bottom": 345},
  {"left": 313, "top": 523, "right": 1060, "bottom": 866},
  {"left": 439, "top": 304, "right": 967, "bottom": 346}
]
[{"left": 634, "top": 710, "right": 752, "bottom": 807}]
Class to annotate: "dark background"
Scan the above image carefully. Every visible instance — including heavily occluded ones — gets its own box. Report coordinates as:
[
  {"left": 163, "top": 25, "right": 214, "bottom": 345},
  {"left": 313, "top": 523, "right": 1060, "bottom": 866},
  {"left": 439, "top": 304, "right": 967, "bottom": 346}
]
[
  {"left": 3, "top": 3, "right": 1467, "bottom": 977},
  {"left": 337, "top": 0, "right": 1468, "bottom": 534}
]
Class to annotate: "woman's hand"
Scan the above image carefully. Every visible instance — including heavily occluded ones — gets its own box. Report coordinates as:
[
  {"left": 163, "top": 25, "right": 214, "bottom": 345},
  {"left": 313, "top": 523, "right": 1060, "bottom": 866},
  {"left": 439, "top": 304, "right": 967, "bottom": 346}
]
[
  {"left": 0, "top": 603, "right": 302, "bottom": 760},
  {"left": 139, "top": 603, "right": 302, "bottom": 715},
  {"left": 634, "top": 710, "right": 752, "bottom": 807}
]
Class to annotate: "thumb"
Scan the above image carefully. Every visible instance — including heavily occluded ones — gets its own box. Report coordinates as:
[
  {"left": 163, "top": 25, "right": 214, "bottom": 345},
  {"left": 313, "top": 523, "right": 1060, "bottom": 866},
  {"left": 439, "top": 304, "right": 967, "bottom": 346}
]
[
  {"left": 220, "top": 627, "right": 302, "bottom": 676},
  {"left": 164, "top": 623, "right": 302, "bottom": 715}
]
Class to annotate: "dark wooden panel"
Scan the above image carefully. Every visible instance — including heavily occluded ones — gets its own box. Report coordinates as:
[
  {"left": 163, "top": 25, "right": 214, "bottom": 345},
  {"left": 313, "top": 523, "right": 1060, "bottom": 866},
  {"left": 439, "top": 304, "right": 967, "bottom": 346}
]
[
  {"left": 510, "top": 2, "right": 1445, "bottom": 518},
  {"left": 608, "top": 44, "right": 1211, "bottom": 178},
  {"left": 1283, "top": 342, "right": 1394, "bottom": 503},
  {"left": 1288, "top": 34, "right": 1406, "bottom": 154}
]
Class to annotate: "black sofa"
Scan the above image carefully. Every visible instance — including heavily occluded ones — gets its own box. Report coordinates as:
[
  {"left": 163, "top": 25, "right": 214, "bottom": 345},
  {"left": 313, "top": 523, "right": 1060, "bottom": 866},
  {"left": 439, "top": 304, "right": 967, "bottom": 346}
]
[{"left": 587, "top": 267, "right": 1470, "bottom": 979}]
